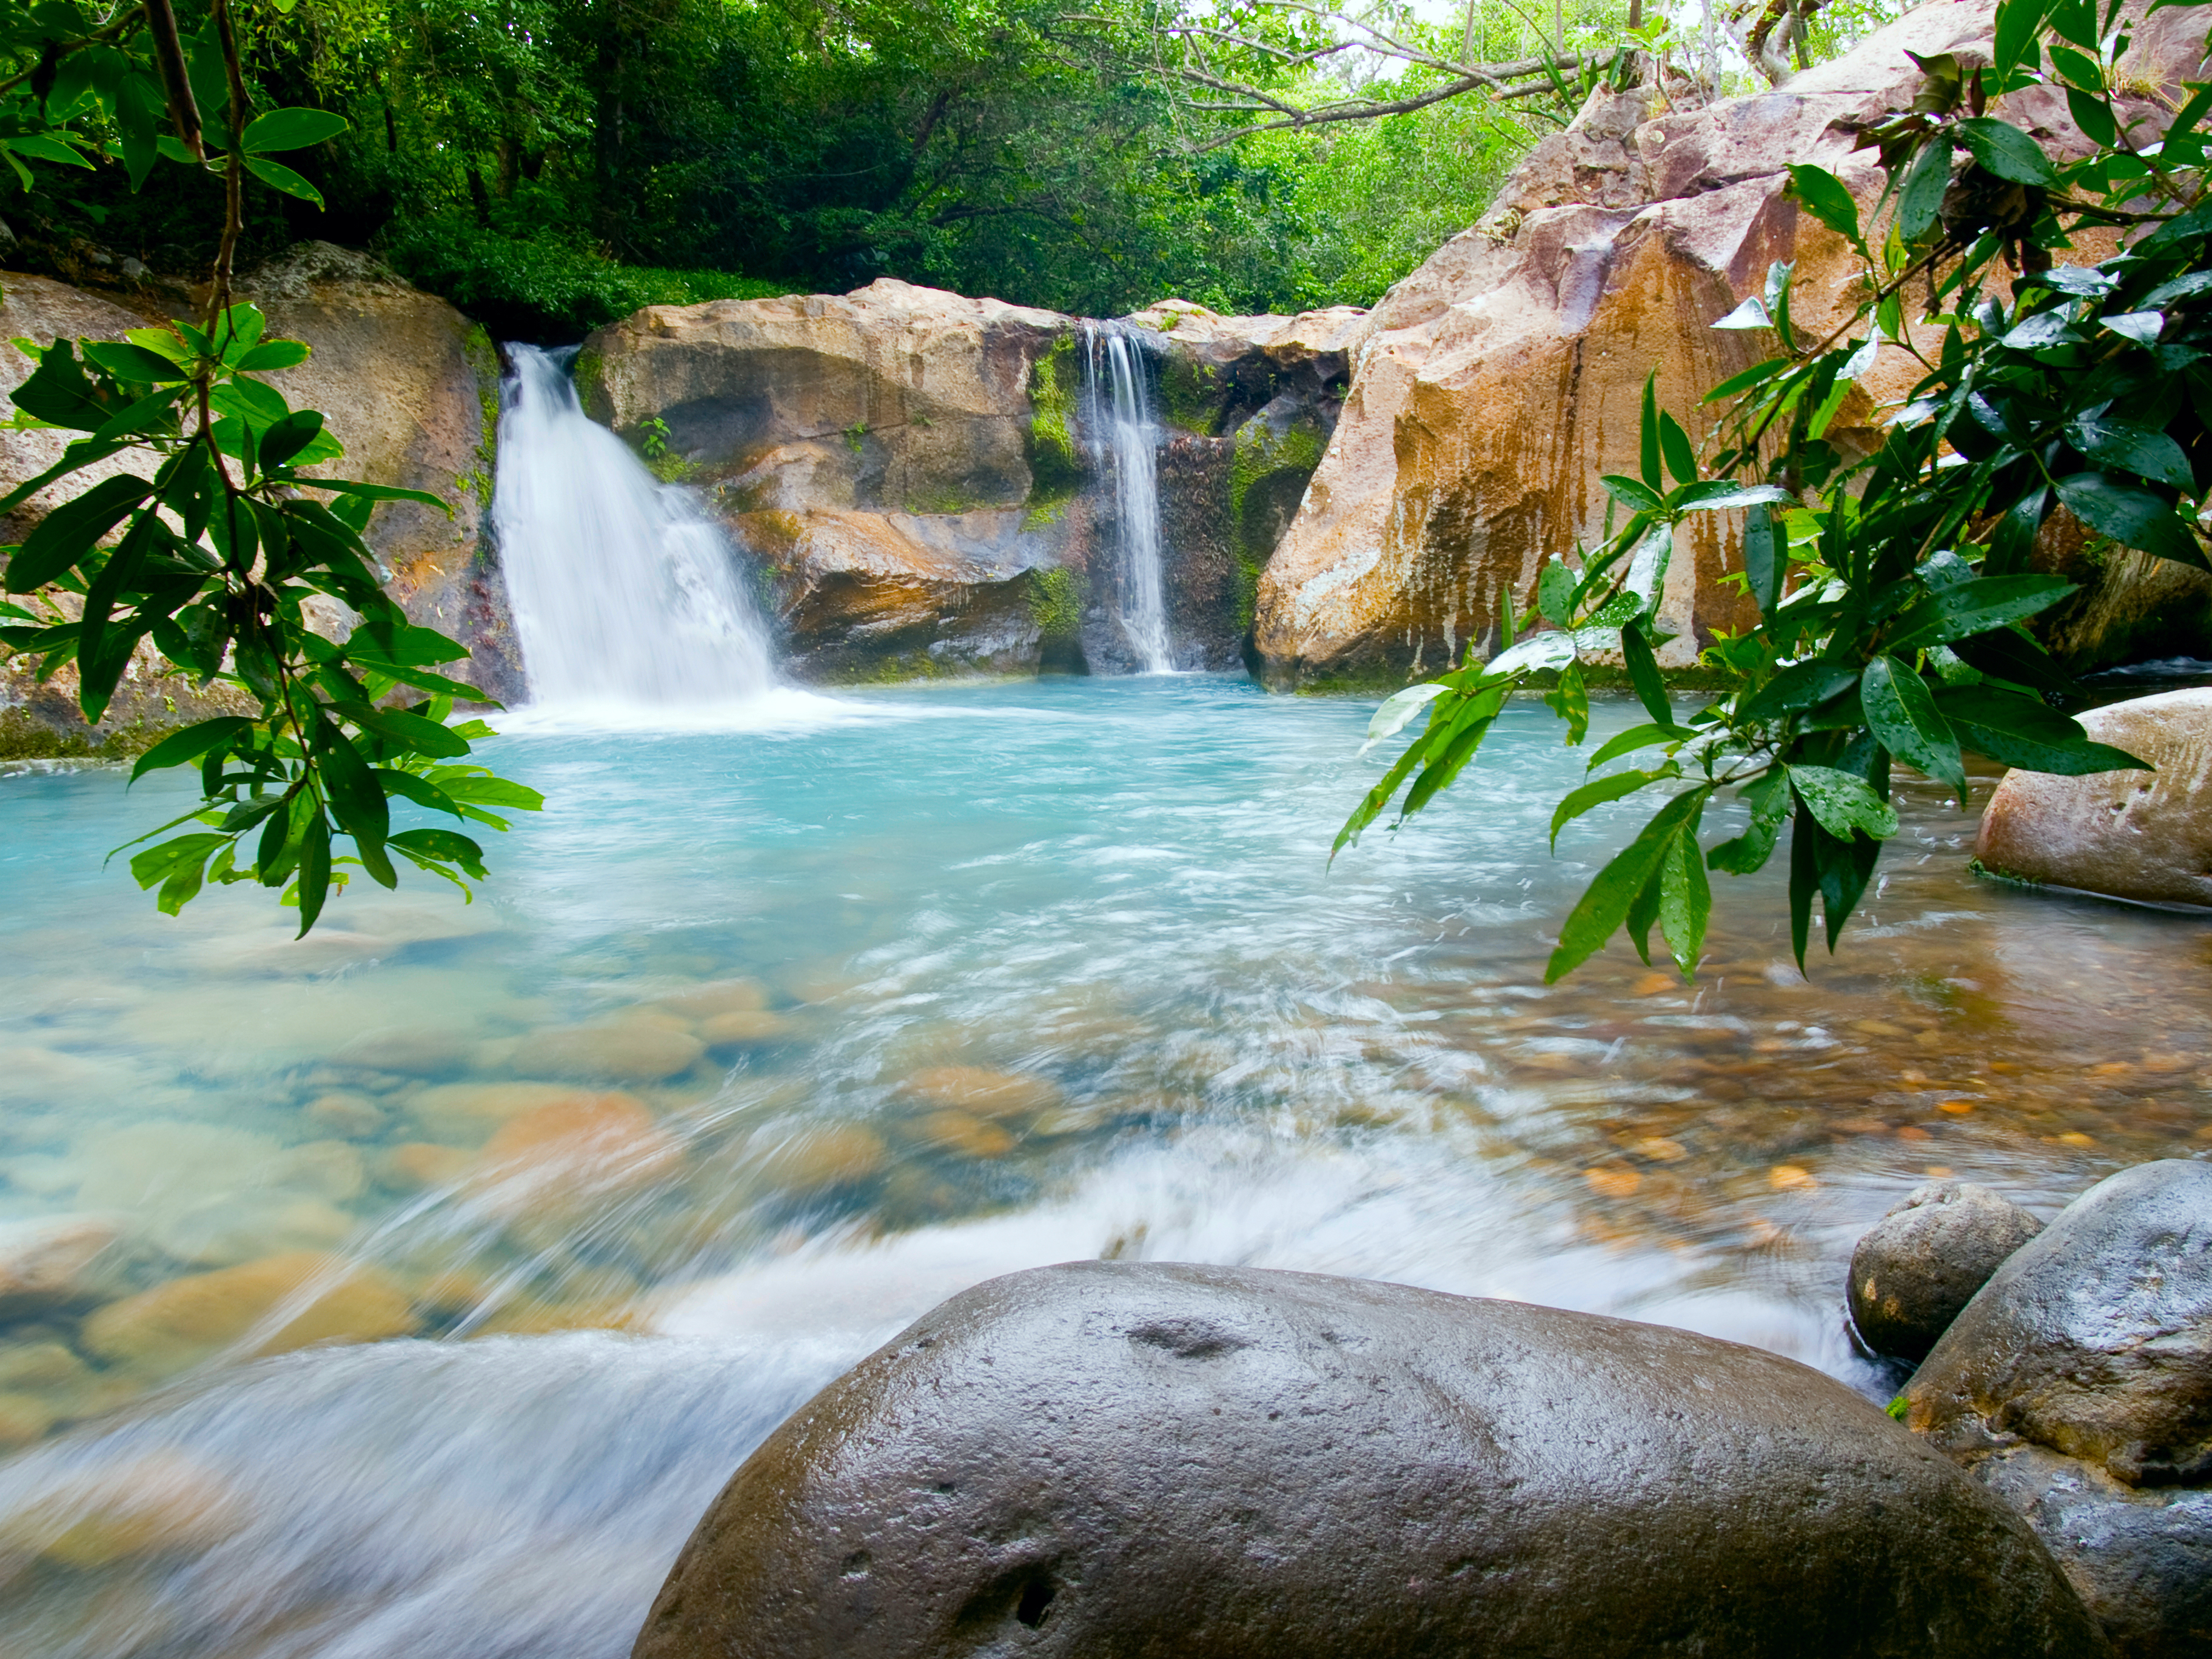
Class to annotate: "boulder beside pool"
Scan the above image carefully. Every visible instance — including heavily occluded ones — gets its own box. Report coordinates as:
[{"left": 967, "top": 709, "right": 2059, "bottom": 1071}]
[
  {"left": 1902, "top": 1160, "right": 2212, "bottom": 1656},
  {"left": 633, "top": 1261, "right": 2106, "bottom": 1658},
  {"left": 1974, "top": 688, "right": 2212, "bottom": 910},
  {"left": 1849, "top": 1179, "right": 2045, "bottom": 1362}
]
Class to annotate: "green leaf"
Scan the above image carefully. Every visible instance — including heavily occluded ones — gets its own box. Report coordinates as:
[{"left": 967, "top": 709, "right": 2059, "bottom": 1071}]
[
  {"left": 258, "top": 410, "right": 326, "bottom": 472},
  {"left": 0, "top": 438, "right": 130, "bottom": 517},
  {"left": 1741, "top": 659, "right": 1858, "bottom": 722},
  {"left": 1658, "top": 411, "right": 1698, "bottom": 488},
  {"left": 209, "top": 376, "right": 292, "bottom": 426},
  {"left": 242, "top": 156, "right": 325, "bottom": 209},
  {"left": 10, "top": 340, "right": 112, "bottom": 430},
  {"left": 1640, "top": 373, "right": 1662, "bottom": 492},
  {"left": 1601, "top": 474, "right": 1664, "bottom": 515},
  {"left": 374, "top": 768, "right": 464, "bottom": 817},
  {"left": 1935, "top": 684, "right": 2150, "bottom": 774},
  {"left": 129, "top": 833, "right": 228, "bottom": 905},
  {"left": 1862, "top": 655, "right": 1966, "bottom": 796},
  {"left": 313, "top": 723, "right": 390, "bottom": 848},
  {"left": 1620, "top": 624, "right": 1671, "bottom": 726},
  {"left": 1550, "top": 767, "right": 1671, "bottom": 849},
  {"left": 2054, "top": 472, "right": 2206, "bottom": 567},
  {"left": 346, "top": 705, "right": 472, "bottom": 758},
  {"left": 1360, "top": 682, "right": 1446, "bottom": 753},
  {"left": 1786, "top": 764, "right": 1900, "bottom": 839},
  {"left": 80, "top": 341, "right": 190, "bottom": 383},
  {"left": 241, "top": 107, "right": 349, "bottom": 153},
  {"left": 235, "top": 340, "right": 312, "bottom": 374},
  {"left": 1708, "top": 767, "right": 1791, "bottom": 875},
  {"left": 1, "top": 133, "right": 92, "bottom": 169},
  {"left": 1994, "top": 0, "right": 2052, "bottom": 72},
  {"left": 1546, "top": 787, "right": 1711, "bottom": 982},
  {"left": 2066, "top": 418, "right": 2194, "bottom": 489},
  {"left": 1670, "top": 481, "right": 1791, "bottom": 512},
  {"left": 1785, "top": 163, "right": 1865, "bottom": 253},
  {"left": 297, "top": 479, "right": 452, "bottom": 513},
  {"left": 294, "top": 812, "right": 333, "bottom": 937},
  {"left": 1586, "top": 720, "right": 1694, "bottom": 769},
  {"left": 1954, "top": 116, "right": 2058, "bottom": 185},
  {"left": 1537, "top": 557, "right": 1575, "bottom": 626},
  {"left": 1658, "top": 816, "right": 1711, "bottom": 976},
  {"left": 1886, "top": 574, "right": 2078, "bottom": 653},
  {"left": 1543, "top": 659, "right": 1590, "bottom": 746},
  {"left": 1743, "top": 501, "right": 1780, "bottom": 615},
  {"left": 390, "top": 827, "right": 488, "bottom": 879},
  {"left": 2066, "top": 86, "right": 2120, "bottom": 146},
  {"left": 1895, "top": 137, "right": 1954, "bottom": 241},
  {"left": 5, "top": 474, "right": 153, "bottom": 591}
]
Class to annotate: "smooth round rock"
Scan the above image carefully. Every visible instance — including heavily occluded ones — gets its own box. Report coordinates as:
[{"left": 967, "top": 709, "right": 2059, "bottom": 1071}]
[
  {"left": 1975, "top": 688, "right": 2212, "bottom": 910},
  {"left": 635, "top": 1261, "right": 2106, "bottom": 1659},
  {"left": 1850, "top": 1181, "right": 2045, "bottom": 1361},
  {"left": 1907, "top": 1160, "right": 2212, "bottom": 1486}
]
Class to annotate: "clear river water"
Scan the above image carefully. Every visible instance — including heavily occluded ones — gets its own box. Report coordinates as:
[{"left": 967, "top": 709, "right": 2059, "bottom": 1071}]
[{"left": 0, "top": 675, "right": 2207, "bottom": 1657}]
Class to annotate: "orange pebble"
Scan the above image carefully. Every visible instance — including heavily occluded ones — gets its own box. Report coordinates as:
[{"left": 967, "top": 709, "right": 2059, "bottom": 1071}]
[{"left": 1584, "top": 1167, "right": 1642, "bottom": 1199}]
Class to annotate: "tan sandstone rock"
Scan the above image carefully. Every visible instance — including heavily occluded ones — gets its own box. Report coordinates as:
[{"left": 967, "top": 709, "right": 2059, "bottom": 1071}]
[
  {"left": 1975, "top": 688, "right": 2212, "bottom": 909},
  {"left": 79, "top": 1252, "right": 418, "bottom": 1373},
  {"left": 1252, "top": 1, "right": 2210, "bottom": 688},
  {"left": 0, "top": 1214, "right": 118, "bottom": 1319}
]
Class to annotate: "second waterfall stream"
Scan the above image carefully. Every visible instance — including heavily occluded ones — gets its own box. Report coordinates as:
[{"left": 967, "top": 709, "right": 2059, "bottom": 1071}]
[{"left": 491, "top": 344, "right": 777, "bottom": 716}]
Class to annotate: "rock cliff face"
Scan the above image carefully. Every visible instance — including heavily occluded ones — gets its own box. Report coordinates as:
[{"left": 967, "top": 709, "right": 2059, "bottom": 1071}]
[
  {"left": 1251, "top": 1, "right": 2212, "bottom": 689},
  {"left": 580, "top": 280, "right": 1361, "bottom": 681},
  {"left": 0, "top": 244, "right": 516, "bottom": 754}
]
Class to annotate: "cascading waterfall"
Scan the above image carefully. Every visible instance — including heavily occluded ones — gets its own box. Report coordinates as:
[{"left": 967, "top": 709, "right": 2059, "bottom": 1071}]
[
  {"left": 491, "top": 344, "right": 775, "bottom": 712},
  {"left": 1081, "top": 323, "right": 1175, "bottom": 674}
]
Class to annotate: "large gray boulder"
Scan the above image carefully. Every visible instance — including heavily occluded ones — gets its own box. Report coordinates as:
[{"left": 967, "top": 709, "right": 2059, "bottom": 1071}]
[
  {"left": 1851, "top": 1180, "right": 2045, "bottom": 1361},
  {"left": 1905, "top": 1161, "right": 2212, "bottom": 1655},
  {"left": 635, "top": 1261, "right": 2106, "bottom": 1658},
  {"left": 1908, "top": 1160, "right": 2212, "bottom": 1486},
  {"left": 1974, "top": 690, "right": 2212, "bottom": 911}
]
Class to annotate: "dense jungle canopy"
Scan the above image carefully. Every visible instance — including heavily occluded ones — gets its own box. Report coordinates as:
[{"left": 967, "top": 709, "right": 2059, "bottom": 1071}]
[{"left": 4, "top": 0, "right": 1906, "bottom": 338}]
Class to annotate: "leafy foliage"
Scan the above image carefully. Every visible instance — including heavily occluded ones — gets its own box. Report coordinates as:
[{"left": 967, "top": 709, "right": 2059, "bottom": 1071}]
[
  {"left": 0, "top": 0, "right": 540, "bottom": 933},
  {"left": 1341, "top": 0, "right": 2203, "bottom": 980}
]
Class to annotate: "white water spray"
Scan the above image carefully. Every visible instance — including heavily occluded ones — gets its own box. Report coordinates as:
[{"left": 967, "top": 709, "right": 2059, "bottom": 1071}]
[
  {"left": 1082, "top": 323, "right": 1174, "bottom": 673},
  {"left": 491, "top": 344, "right": 776, "bottom": 714}
]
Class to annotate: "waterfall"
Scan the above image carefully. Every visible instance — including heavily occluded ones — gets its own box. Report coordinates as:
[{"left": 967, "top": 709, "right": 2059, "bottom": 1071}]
[
  {"left": 1082, "top": 324, "right": 1174, "bottom": 674},
  {"left": 491, "top": 344, "right": 775, "bottom": 713}
]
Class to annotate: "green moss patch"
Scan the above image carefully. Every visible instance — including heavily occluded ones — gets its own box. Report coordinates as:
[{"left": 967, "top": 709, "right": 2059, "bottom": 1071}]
[{"left": 1027, "top": 566, "right": 1082, "bottom": 641}]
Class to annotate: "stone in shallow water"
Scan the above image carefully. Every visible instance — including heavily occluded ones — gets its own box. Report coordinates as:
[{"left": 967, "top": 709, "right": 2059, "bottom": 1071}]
[
  {"left": 0, "top": 1215, "right": 118, "bottom": 1321},
  {"left": 654, "top": 980, "right": 773, "bottom": 1020},
  {"left": 697, "top": 1010, "right": 795, "bottom": 1048},
  {"left": 531, "top": 1021, "right": 708, "bottom": 1084},
  {"left": 901, "top": 1065, "right": 1060, "bottom": 1120},
  {"left": 472, "top": 1094, "right": 682, "bottom": 1217},
  {"left": 79, "top": 1252, "right": 417, "bottom": 1375},
  {"left": 1850, "top": 1180, "right": 2044, "bottom": 1361},
  {"left": 633, "top": 1262, "right": 2107, "bottom": 1659},
  {"left": 1975, "top": 689, "right": 2212, "bottom": 910},
  {"left": 1908, "top": 1160, "right": 2212, "bottom": 1485},
  {"left": 753, "top": 1125, "right": 890, "bottom": 1191}
]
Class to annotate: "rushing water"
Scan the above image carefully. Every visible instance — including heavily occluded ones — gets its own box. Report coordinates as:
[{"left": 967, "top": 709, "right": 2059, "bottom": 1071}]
[
  {"left": 1082, "top": 325, "right": 1173, "bottom": 673},
  {"left": 1, "top": 679, "right": 2209, "bottom": 1654},
  {"left": 490, "top": 344, "right": 776, "bottom": 714}
]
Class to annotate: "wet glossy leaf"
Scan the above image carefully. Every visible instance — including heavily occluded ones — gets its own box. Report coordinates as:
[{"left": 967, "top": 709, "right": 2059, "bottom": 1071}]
[
  {"left": 1885, "top": 575, "right": 2077, "bottom": 653},
  {"left": 1546, "top": 787, "right": 1711, "bottom": 982},
  {"left": 241, "top": 107, "right": 348, "bottom": 153},
  {"left": 1550, "top": 766, "right": 1672, "bottom": 849},
  {"left": 1862, "top": 655, "right": 1966, "bottom": 796},
  {"left": 2054, "top": 473, "right": 2207, "bottom": 566},
  {"left": 1956, "top": 116, "right": 2058, "bottom": 184},
  {"left": 1786, "top": 764, "right": 1900, "bottom": 840}
]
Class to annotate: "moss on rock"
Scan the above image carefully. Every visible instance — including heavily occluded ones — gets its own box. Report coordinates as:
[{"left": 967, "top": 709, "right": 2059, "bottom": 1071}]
[{"left": 1027, "top": 566, "right": 1082, "bottom": 642}]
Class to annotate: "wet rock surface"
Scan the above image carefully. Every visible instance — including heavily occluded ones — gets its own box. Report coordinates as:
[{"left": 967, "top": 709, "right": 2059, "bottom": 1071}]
[
  {"left": 635, "top": 1260, "right": 2106, "bottom": 1659},
  {"left": 1850, "top": 1179, "right": 2043, "bottom": 1361},
  {"left": 0, "top": 244, "right": 519, "bottom": 749},
  {"left": 1908, "top": 1159, "right": 2212, "bottom": 1486},
  {"left": 582, "top": 281, "right": 1358, "bottom": 680},
  {"left": 1975, "top": 1444, "right": 2212, "bottom": 1658},
  {"left": 1975, "top": 689, "right": 2212, "bottom": 911}
]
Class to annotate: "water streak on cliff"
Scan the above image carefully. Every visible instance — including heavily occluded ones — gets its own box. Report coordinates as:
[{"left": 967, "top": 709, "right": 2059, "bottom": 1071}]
[
  {"left": 492, "top": 344, "right": 775, "bottom": 712},
  {"left": 1082, "top": 324, "right": 1173, "bottom": 672}
]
